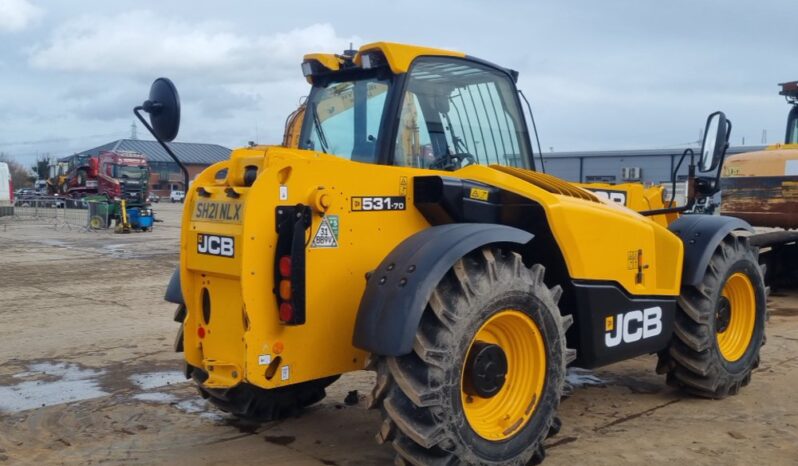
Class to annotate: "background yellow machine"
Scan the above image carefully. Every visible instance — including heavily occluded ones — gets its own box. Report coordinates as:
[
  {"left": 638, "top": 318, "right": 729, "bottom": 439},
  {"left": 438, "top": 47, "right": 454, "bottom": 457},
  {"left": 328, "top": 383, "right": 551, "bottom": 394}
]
[
  {"left": 720, "top": 81, "right": 798, "bottom": 229},
  {"left": 137, "top": 43, "right": 767, "bottom": 465}
]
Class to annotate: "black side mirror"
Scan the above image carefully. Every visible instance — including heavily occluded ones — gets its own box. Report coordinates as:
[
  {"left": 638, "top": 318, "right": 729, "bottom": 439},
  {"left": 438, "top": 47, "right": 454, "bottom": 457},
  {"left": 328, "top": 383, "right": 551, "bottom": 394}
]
[
  {"left": 698, "top": 111, "right": 727, "bottom": 172},
  {"left": 141, "top": 77, "right": 181, "bottom": 142},
  {"left": 134, "top": 77, "right": 188, "bottom": 191}
]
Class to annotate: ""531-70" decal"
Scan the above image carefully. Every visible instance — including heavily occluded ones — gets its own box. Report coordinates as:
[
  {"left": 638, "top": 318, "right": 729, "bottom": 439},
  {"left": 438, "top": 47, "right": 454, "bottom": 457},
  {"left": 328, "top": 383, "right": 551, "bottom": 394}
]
[{"left": 351, "top": 196, "right": 406, "bottom": 212}]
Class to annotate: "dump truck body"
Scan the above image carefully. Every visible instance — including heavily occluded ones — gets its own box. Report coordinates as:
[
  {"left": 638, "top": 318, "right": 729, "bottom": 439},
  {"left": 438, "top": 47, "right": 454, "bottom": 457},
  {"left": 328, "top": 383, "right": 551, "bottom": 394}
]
[{"left": 721, "top": 145, "right": 798, "bottom": 229}]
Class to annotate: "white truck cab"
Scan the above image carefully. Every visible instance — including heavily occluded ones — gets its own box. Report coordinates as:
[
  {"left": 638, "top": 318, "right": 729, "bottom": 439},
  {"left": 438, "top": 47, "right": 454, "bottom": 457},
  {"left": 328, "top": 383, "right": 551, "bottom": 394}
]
[
  {"left": 170, "top": 190, "right": 185, "bottom": 203},
  {"left": 0, "top": 162, "right": 13, "bottom": 217}
]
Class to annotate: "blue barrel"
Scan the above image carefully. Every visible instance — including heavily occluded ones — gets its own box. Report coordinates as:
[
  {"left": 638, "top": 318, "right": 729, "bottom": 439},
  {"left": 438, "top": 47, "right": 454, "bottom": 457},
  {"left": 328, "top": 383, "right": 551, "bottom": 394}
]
[{"left": 127, "top": 207, "right": 154, "bottom": 230}]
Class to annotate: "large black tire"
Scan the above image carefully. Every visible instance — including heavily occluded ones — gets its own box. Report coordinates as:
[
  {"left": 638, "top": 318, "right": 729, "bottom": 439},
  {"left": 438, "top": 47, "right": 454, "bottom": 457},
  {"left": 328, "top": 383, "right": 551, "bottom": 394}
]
[
  {"left": 657, "top": 234, "right": 766, "bottom": 398},
  {"left": 171, "top": 304, "right": 338, "bottom": 421},
  {"left": 370, "top": 248, "right": 574, "bottom": 465}
]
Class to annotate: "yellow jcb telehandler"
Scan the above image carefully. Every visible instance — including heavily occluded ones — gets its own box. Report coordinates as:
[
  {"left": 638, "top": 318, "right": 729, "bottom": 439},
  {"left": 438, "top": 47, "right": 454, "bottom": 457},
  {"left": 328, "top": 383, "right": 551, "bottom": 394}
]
[{"left": 135, "top": 42, "right": 767, "bottom": 465}]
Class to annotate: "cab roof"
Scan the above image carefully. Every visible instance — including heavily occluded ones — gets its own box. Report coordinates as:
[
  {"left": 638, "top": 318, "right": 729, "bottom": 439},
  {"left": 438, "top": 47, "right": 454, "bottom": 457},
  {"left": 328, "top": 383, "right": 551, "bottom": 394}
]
[{"left": 302, "top": 41, "right": 517, "bottom": 83}]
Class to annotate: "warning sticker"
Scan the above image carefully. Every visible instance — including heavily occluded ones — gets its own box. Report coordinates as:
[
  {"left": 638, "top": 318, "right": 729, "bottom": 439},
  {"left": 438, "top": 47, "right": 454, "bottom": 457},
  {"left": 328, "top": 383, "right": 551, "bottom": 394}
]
[
  {"left": 326, "top": 215, "right": 339, "bottom": 238},
  {"left": 311, "top": 216, "right": 338, "bottom": 248}
]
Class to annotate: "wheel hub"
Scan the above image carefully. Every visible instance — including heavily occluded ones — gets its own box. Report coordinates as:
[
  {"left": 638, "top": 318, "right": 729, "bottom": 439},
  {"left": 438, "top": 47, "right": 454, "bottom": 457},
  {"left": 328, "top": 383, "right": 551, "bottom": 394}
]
[
  {"left": 463, "top": 341, "right": 508, "bottom": 398},
  {"left": 716, "top": 296, "right": 732, "bottom": 333}
]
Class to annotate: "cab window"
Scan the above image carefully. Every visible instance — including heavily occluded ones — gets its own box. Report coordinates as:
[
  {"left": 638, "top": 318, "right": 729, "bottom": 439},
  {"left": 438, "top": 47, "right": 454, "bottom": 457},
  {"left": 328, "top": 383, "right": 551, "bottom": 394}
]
[
  {"left": 393, "top": 57, "right": 531, "bottom": 170},
  {"left": 788, "top": 107, "right": 798, "bottom": 144},
  {"left": 302, "top": 77, "right": 389, "bottom": 163}
]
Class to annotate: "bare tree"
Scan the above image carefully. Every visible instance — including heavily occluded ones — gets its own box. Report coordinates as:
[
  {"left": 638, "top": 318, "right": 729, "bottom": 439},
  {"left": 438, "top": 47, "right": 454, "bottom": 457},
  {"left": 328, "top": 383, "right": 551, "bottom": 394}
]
[{"left": 0, "top": 153, "right": 35, "bottom": 189}]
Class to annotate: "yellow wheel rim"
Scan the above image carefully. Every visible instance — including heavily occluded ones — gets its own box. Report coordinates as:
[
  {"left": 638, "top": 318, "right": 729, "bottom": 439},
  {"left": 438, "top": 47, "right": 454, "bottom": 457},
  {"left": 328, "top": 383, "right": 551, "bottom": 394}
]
[
  {"left": 461, "top": 310, "right": 546, "bottom": 441},
  {"left": 716, "top": 272, "right": 756, "bottom": 362}
]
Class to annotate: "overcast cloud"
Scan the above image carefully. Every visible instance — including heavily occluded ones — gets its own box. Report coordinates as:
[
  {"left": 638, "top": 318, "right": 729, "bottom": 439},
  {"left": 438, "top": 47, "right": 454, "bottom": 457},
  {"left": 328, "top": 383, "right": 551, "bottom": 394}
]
[{"left": 1, "top": 0, "right": 796, "bottom": 166}]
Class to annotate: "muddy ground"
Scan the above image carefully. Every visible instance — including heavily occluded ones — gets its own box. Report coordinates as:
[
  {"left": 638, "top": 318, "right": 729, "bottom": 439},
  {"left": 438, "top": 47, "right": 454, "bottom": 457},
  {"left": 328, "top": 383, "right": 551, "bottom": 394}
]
[{"left": 0, "top": 203, "right": 796, "bottom": 465}]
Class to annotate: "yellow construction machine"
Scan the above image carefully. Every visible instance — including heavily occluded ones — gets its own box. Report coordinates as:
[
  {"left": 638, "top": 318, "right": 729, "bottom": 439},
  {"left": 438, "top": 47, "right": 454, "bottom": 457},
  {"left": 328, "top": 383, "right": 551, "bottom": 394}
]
[
  {"left": 137, "top": 42, "right": 767, "bottom": 465},
  {"left": 721, "top": 81, "right": 798, "bottom": 229}
]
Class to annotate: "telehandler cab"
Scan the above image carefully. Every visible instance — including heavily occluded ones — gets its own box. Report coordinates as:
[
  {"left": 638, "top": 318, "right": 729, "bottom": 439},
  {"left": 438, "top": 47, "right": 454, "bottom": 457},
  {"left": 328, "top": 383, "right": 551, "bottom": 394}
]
[{"left": 139, "top": 43, "right": 766, "bottom": 465}]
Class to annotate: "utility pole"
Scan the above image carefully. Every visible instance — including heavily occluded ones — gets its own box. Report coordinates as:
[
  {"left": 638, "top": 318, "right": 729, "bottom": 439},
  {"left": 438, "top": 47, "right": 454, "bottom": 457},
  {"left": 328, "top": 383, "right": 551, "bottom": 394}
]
[{"left": 761, "top": 129, "right": 767, "bottom": 144}]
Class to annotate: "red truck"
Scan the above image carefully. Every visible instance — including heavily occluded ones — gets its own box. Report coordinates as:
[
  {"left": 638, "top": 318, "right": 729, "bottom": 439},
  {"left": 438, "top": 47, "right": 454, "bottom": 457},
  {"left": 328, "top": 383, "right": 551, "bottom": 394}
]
[{"left": 49, "top": 150, "right": 150, "bottom": 204}]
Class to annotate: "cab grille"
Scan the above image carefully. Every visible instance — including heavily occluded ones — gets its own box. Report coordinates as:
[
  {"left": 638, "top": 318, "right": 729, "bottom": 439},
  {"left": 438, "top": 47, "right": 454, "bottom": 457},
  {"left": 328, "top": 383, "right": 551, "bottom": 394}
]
[{"left": 490, "top": 165, "right": 599, "bottom": 202}]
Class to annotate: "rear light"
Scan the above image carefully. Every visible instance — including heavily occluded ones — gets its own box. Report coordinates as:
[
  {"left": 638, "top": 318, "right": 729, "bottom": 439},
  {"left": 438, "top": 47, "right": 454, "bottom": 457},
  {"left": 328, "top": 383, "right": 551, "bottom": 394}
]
[
  {"left": 274, "top": 205, "right": 311, "bottom": 325},
  {"left": 279, "top": 256, "right": 292, "bottom": 277},
  {"left": 279, "top": 302, "right": 294, "bottom": 322},
  {"left": 279, "top": 280, "right": 292, "bottom": 300},
  {"left": 9, "top": 180, "right": 13, "bottom": 204}
]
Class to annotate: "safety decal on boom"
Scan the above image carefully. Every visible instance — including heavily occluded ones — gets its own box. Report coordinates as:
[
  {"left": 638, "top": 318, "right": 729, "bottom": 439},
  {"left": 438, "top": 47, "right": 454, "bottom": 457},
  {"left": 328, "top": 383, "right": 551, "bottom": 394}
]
[{"left": 311, "top": 215, "right": 338, "bottom": 248}]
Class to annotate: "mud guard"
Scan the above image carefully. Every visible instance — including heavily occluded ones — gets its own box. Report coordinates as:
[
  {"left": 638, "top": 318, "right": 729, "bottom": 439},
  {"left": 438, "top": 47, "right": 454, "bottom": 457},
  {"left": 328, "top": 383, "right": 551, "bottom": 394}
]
[
  {"left": 353, "top": 223, "right": 533, "bottom": 357},
  {"left": 668, "top": 215, "right": 754, "bottom": 287},
  {"left": 165, "top": 268, "right": 183, "bottom": 305}
]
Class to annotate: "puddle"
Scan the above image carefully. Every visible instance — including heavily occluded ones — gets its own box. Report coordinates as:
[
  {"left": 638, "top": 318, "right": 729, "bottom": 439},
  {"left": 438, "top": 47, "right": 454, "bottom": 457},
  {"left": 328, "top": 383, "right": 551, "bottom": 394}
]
[
  {"left": 129, "top": 371, "right": 186, "bottom": 390},
  {"left": 130, "top": 379, "right": 223, "bottom": 422},
  {"left": 2, "top": 363, "right": 242, "bottom": 424},
  {"left": 133, "top": 392, "right": 178, "bottom": 403},
  {"left": 175, "top": 398, "right": 225, "bottom": 422},
  {"left": 175, "top": 398, "right": 207, "bottom": 414},
  {"left": 0, "top": 362, "right": 107, "bottom": 414},
  {"left": 566, "top": 367, "right": 606, "bottom": 388},
  {"left": 103, "top": 244, "right": 136, "bottom": 259}
]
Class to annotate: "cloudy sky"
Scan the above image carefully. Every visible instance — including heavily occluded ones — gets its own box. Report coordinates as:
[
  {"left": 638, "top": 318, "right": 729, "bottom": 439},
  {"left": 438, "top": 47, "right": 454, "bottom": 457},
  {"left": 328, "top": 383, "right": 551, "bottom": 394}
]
[{"left": 1, "top": 0, "right": 795, "bottom": 166}]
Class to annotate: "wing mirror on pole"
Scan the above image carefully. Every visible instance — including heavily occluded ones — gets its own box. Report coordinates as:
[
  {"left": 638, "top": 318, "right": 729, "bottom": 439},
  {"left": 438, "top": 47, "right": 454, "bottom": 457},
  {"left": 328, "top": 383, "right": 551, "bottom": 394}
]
[
  {"left": 134, "top": 77, "right": 189, "bottom": 191},
  {"left": 699, "top": 111, "right": 728, "bottom": 173},
  {"left": 642, "top": 111, "right": 731, "bottom": 217}
]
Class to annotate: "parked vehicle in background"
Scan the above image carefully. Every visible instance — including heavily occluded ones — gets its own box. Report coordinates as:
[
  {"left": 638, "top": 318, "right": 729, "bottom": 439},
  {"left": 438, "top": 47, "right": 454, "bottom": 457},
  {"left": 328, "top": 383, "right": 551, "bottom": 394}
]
[
  {"left": 47, "top": 150, "right": 150, "bottom": 205},
  {"left": 721, "top": 81, "right": 798, "bottom": 228},
  {"left": 147, "top": 192, "right": 160, "bottom": 203},
  {"left": 720, "top": 81, "right": 798, "bottom": 287},
  {"left": 0, "top": 162, "right": 13, "bottom": 217},
  {"left": 15, "top": 188, "right": 37, "bottom": 198},
  {"left": 169, "top": 190, "right": 185, "bottom": 203}
]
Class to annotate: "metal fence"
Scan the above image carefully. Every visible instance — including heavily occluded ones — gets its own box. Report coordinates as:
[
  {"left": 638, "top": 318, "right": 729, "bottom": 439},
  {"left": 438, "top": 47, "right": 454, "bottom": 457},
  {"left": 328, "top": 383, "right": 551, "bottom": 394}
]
[{"left": 8, "top": 196, "right": 111, "bottom": 230}]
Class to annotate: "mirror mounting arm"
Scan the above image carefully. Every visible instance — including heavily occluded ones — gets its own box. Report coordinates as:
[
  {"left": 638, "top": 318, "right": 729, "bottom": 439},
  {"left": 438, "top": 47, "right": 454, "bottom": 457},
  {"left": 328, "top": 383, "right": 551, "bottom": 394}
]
[
  {"left": 134, "top": 106, "right": 189, "bottom": 191},
  {"left": 639, "top": 202, "right": 693, "bottom": 217},
  {"left": 712, "top": 118, "right": 733, "bottom": 194}
]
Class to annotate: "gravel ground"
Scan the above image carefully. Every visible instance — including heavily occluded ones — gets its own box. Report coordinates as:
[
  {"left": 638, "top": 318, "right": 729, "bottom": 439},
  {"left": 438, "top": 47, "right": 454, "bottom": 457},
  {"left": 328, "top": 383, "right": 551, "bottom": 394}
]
[{"left": 0, "top": 202, "right": 796, "bottom": 465}]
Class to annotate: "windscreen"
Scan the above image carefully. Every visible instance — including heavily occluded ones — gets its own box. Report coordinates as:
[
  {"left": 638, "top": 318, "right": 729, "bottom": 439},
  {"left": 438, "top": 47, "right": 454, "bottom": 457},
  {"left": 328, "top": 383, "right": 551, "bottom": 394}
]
[
  {"left": 788, "top": 111, "right": 798, "bottom": 144},
  {"left": 301, "top": 76, "right": 390, "bottom": 163},
  {"left": 116, "top": 165, "right": 146, "bottom": 179},
  {"left": 393, "top": 57, "right": 532, "bottom": 170}
]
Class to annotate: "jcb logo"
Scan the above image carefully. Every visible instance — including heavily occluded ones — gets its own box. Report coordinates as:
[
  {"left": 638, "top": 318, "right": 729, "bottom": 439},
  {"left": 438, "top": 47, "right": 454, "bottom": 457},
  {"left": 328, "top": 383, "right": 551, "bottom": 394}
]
[
  {"left": 605, "top": 307, "right": 662, "bottom": 347},
  {"left": 197, "top": 234, "right": 234, "bottom": 258},
  {"left": 589, "top": 189, "right": 627, "bottom": 206}
]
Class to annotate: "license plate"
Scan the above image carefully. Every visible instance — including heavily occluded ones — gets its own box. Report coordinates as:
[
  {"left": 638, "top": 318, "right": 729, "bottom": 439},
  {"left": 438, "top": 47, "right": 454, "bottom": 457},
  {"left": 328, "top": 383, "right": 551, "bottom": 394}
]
[{"left": 192, "top": 200, "right": 242, "bottom": 223}]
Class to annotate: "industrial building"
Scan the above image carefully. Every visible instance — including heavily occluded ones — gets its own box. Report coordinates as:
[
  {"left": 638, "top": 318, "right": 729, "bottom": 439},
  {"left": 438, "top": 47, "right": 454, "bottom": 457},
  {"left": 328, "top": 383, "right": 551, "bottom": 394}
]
[
  {"left": 74, "top": 139, "right": 231, "bottom": 197},
  {"left": 70, "top": 140, "right": 766, "bottom": 199},
  {"left": 542, "top": 145, "right": 765, "bottom": 185}
]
